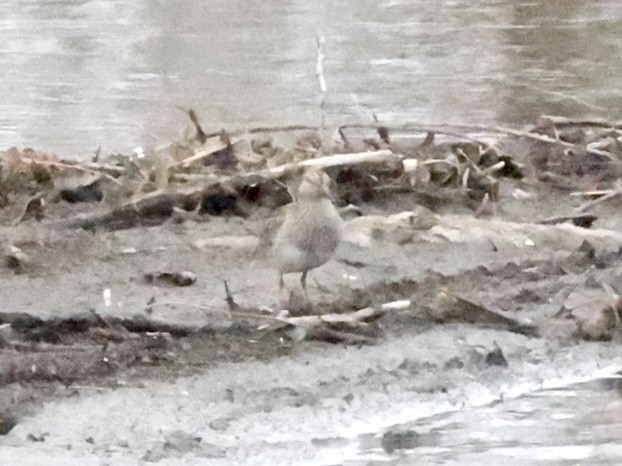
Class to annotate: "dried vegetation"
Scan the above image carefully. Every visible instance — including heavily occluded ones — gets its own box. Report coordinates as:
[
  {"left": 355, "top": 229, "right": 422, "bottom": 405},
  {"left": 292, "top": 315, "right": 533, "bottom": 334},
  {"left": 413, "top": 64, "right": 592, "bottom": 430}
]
[{"left": 1, "top": 111, "right": 622, "bottom": 396}]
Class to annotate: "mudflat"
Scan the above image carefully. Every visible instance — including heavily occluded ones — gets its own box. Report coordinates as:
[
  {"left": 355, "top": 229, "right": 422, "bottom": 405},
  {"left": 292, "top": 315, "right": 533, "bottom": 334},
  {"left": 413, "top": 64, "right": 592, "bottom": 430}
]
[{"left": 1, "top": 121, "right": 621, "bottom": 464}]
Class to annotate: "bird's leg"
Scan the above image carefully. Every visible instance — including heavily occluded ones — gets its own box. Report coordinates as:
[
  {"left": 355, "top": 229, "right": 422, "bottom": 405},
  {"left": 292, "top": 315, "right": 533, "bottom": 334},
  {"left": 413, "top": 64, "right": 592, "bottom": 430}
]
[
  {"left": 278, "top": 272, "right": 290, "bottom": 309},
  {"left": 300, "top": 271, "right": 310, "bottom": 301}
]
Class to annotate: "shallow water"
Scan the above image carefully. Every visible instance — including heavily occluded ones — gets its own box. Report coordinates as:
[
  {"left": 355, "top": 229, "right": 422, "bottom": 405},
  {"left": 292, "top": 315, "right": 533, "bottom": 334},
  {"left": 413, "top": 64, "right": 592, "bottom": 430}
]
[
  {"left": 0, "top": 0, "right": 621, "bottom": 156},
  {"left": 354, "top": 377, "right": 622, "bottom": 465}
]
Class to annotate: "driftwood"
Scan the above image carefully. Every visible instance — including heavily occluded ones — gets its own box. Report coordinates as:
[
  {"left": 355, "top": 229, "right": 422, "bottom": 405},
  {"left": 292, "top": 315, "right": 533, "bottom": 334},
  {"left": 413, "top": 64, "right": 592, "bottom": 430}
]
[
  {"left": 50, "top": 149, "right": 401, "bottom": 231},
  {"left": 7, "top": 112, "right": 618, "bottom": 195},
  {"left": 0, "top": 297, "right": 410, "bottom": 347},
  {"left": 194, "top": 117, "right": 620, "bottom": 141},
  {"left": 536, "top": 115, "right": 622, "bottom": 129},
  {"left": 0, "top": 309, "right": 202, "bottom": 342},
  {"left": 574, "top": 180, "right": 622, "bottom": 213},
  {"left": 172, "top": 139, "right": 232, "bottom": 168},
  {"left": 8, "top": 156, "right": 126, "bottom": 186},
  {"left": 338, "top": 120, "right": 619, "bottom": 161},
  {"left": 539, "top": 214, "right": 598, "bottom": 228},
  {"left": 264, "top": 149, "right": 399, "bottom": 176},
  {"left": 6, "top": 113, "right": 621, "bottom": 236},
  {"left": 221, "top": 274, "right": 411, "bottom": 344},
  {"left": 272, "top": 300, "right": 411, "bottom": 344}
]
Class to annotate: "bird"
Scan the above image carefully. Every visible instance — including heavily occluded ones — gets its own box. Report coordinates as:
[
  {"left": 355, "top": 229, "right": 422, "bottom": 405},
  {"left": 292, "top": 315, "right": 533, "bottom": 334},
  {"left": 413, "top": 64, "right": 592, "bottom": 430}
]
[{"left": 257, "top": 168, "right": 343, "bottom": 298}]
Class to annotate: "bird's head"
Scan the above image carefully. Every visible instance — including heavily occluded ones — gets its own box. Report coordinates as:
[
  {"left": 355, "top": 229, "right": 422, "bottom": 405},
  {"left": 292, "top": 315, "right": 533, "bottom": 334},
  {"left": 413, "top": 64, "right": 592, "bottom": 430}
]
[{"left": 296, "top": 168, "right": 332, "bottom": 200}]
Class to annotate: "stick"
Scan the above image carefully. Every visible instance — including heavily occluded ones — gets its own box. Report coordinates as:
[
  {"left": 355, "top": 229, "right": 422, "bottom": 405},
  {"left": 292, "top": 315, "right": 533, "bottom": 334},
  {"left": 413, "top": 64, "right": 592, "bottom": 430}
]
[
  {"left": 316, "top": 34, "right": 328, "bottom": 148},
  {"left": 575, "top": 189, "right": 622, "bottom": 212},
  {"left": 538, "top": 115, "right": 622, "bottom": 129},
  {"left": 316, "top": 35, "right": 327, "bottom": 94},
  {"left": 337, "top": 122, "right": 616, "bottom": 161},
  {"left": 181, "top": 118, "right": 620, "bottom": 145},
  {"left": 265, "top": 149, "right": 400, "bottom": 177},
  {"left": 171, "top": 138, "right": 231, "bottom": 169},
  {"left": 224, "top": 280, "right": 240, "bottom": 311},
  {"left": 21, "top": 159, "right": 126, "bottom": 187},
  {"left": 278, "top": 299, "right": 411, "bottom": 330},
  {"left": 427, "top": 124, "right": 617, "bottom": 161},
  {"left": 570, "top": 189, "right": 615, "bottom": 197}
]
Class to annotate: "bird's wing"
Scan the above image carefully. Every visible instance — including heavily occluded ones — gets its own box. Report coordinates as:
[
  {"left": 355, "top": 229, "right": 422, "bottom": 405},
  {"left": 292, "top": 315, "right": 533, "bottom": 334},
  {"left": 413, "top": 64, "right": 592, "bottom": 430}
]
[{"left": 253, "top": 204, "right": 290, "bottom": 258}]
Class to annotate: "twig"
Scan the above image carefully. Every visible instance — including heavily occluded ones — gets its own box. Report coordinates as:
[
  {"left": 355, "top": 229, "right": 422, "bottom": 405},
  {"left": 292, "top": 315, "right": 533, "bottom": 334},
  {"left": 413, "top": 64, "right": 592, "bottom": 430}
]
[
  {"left": 25, "top": 159, "right": 125, "bottom": 187},
  {"left": 539, "top": 115, "right": 622, "bottom": 129},
  {"left": 278, "top": 299, "right": 411, "bottom": 330},
  {"left": 338, "top": 122, "right": 616, "bottom": 161},
  {"left": 570, "top": 189, "right": 615, "bottom": 197},
  {"left": 224, "top": 280, "right": 240, "bottom": 311},
  {"left": 338, "top": 127, "right": 353, "bottom": 151},
  {"left": 176, "top": 148, "right": 399, "bottom": 190},
  {"left": 266, "top": 149, "right": 400, "bottom": 176},
  {"left": 429, "top": 124, "right": 617, "bottom": 161},
  {"left": 481, "top": 160, "right": 506, "bottom": 176},
  {"left": 316, "top": 35, "right": 327, "bottom": 95},
  {"left": 316, "top": 34, "right": 328, "bottom": 148},
  {"left": 576, "top": 190, "right": 622, "bottom": 212},
  {"left": 186, "top": 108, "right": 207, "bottom": 143},
  {"left": 171, "top": 139, "right": 231, "bottom": 169},
  {"left": 455, "top": 148, "right": 483, "bottom": 174},
  {"left": 539, "top": 214, "right": 597, "bottom": 227},
  {"left": 340, "top": 124, "right": 496, "bottom": 150},
  {"left": 575, "top": 180, "right": 622, "bottom": 212},
  {"left": 181, "top": 118, "right": 621, "bottom": 148},
  {"left": 420, "top": 158, "right": 459, "bottom": 170}
]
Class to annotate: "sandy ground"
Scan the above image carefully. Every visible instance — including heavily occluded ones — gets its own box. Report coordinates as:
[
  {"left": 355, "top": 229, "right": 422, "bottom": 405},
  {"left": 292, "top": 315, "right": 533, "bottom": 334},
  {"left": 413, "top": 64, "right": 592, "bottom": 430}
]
[{"left": 1, "top": 168, "right": 622, "bottom": 464}]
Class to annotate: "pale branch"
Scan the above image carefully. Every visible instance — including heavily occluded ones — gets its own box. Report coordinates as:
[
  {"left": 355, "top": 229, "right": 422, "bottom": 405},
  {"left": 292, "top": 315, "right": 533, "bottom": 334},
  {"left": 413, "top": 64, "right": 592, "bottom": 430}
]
[
  {"left": 538, "top": 115, "right": 622, "bottom": 129},
  {"left": 275, "top": 299, "right": 411, "bottom": 332},
  {"left": 575, "top": 187, "right": 622, "bottom": 213},
  {"left": 265, "top": 149, "right": 400, "bottom": 176}
]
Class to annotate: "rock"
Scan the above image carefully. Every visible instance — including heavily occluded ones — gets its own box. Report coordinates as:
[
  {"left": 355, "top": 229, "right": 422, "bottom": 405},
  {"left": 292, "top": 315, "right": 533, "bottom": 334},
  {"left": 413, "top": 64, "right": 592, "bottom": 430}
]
[
  {"left": 144, "top": 270, "right": 197, "bottom": 287},
  {"left": 4, "top": 245, "right": 30, "bottom": 269},
  {"left": 563, "top": 289, "right": 620, "bottom": 340},
  {"left": 343, "top": 207, "right": 439, "bottom": 247},
  {"left": 0, "top": 412, "right": 17, "bottom": 435},
  {"left": 485, "top": 343, "right": 508, "bottom": 367},
  {"left": 381, "top": 429, "right": 419, "bottom": 453}
]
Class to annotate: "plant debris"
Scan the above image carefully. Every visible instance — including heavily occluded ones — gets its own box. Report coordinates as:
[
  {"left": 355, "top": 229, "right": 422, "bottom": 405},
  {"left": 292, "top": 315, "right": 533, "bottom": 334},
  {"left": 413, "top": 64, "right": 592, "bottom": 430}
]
[{"left": 3, "top": 112, "right": 622, "bottom": 452}]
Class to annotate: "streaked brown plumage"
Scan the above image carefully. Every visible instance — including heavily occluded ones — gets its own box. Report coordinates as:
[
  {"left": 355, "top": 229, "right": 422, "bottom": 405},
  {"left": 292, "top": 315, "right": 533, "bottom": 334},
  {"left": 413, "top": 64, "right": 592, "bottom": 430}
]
[{"left": 257, "top": 169, "right": 343, "bottom": 295}]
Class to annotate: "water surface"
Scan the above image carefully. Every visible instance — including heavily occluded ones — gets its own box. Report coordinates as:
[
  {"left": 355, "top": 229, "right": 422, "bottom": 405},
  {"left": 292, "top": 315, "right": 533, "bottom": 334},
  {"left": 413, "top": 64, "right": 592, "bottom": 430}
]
[
  {"left": 356, "top": 377, "right": 622, "bottom": 465},
  {"left": 1, "top": 0, "right": 620, "bottom": 155}
]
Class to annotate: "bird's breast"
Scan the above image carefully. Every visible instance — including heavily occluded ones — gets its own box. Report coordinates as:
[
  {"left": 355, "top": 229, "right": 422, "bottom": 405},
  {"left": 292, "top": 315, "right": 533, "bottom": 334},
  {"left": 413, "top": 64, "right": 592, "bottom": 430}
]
[{"left": 272, "top": 200, "right": 342, "bottom": 272}]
